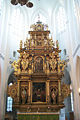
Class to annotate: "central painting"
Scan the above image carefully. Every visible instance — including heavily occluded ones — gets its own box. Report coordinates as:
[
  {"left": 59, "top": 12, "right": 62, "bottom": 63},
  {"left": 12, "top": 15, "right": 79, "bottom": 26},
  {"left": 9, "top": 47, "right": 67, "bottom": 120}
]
[{"left": 32, "top": 82, "right": 46, "bottom": 102}]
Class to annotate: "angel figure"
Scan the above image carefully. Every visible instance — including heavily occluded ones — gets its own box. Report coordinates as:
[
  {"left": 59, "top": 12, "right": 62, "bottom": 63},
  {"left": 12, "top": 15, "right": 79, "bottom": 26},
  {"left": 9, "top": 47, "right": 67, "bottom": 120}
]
[{"left": 21, "top": 57, "right": 29, "bottom": 72}]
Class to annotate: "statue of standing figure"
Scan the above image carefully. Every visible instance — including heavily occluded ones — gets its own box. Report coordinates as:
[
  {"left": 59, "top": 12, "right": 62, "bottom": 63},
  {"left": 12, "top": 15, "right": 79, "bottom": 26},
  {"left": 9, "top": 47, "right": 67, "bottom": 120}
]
[{"left": 21, "top": 88, "right": 27, "bottom": 104}]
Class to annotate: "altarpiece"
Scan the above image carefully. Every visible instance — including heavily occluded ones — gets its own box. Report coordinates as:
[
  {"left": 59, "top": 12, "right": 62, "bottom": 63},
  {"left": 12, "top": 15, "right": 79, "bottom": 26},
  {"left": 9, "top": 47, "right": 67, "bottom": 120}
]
[{"left": 7, "top": 21, "right": 71, "bottom": 119}]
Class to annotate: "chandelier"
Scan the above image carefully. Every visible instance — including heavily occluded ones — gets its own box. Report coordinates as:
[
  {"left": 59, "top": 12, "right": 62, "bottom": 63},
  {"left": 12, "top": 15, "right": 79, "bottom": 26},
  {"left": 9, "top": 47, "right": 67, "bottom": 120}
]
[{"left": 11, "top": 0, "right": 33, "bottom": 8}]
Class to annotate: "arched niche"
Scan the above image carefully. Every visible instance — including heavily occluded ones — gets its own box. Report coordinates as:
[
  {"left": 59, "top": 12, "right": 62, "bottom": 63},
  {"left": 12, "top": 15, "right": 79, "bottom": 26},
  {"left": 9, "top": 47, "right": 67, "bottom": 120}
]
[
  {"left": 7, "top": 70, "right": 17, "bottom": 86},
  {"left": 35, "top": 57, "right": 43, "bottom": 73}
]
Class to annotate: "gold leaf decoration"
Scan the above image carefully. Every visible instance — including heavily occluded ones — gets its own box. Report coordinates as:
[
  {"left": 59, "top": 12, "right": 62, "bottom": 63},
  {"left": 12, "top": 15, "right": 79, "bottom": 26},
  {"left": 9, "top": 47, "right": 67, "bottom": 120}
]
[
  {"left": 61, "top": 83, "right": 71, "bottom": 99},
  {"left": 8, "top": 83, "right": 18, "bottom": 99}
]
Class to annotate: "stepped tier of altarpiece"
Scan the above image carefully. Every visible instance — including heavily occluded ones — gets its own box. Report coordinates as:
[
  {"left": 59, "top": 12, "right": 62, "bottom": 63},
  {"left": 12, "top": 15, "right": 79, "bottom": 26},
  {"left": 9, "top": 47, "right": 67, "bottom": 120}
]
[{"left": 7, "top": 21, "right": 71, "bottom": 112}]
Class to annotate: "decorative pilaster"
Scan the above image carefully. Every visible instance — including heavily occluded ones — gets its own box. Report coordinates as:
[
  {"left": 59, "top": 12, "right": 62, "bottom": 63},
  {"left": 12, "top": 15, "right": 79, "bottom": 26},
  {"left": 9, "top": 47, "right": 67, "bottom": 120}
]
[
  {"left": 58, "top": 80, "right": 61, "bottom": 103},
  {"left": 44, "top": 54, "right": 47, "bottom": 73},
  {"left": 32, "top": 54, "right": 34, "bottom": 73},
  {"left": 28, "top": 80, "right": 31, "bottom": 103},
  {"left": 17, "top": 81, "right": 20, "bottom": 104},
  {"left": 46, "top": 80, "right": 50, "bottom": 104}
]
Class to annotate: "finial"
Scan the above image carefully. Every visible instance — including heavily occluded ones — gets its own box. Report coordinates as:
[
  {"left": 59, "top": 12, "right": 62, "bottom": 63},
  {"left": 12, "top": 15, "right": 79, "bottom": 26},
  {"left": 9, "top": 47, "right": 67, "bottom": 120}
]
[
  {"left": 20, "top": 40, "right": 23, "bottom": 49},
  {"left": 56, "top": 40, "right": 59, "bottom": 48},
  {"left": 46, "top": 25, "right": 48, "bottom": 30},
  {"left": 38, "top": 14, "right": 40, "bottom": 22},
  {"left": 24, "top": 41, "right": 26, "bottom": 48}
]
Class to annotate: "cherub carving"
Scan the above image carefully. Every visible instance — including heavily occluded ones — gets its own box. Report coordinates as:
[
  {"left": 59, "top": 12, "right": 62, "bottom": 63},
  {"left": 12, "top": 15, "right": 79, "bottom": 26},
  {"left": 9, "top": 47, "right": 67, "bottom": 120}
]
[{"left": 12, "top": 59, "right": 21, "bottom": 74}]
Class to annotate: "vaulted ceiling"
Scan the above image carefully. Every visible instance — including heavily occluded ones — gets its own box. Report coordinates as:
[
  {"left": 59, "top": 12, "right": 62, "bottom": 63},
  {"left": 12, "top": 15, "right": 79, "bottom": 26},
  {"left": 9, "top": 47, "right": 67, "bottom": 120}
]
[
  {"left": 7, "top": 0, "right": 62, "bottom": 23},
  {"left": 2, "top": 0, "right": 63, "bottom": 63}
]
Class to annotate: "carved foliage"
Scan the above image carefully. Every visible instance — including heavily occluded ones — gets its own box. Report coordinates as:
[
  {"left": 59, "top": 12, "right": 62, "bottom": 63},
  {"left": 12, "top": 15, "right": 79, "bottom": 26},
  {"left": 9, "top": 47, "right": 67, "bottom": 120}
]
[
  {"left": 61, "top": 83, "right": 71, "bottom": 99},
  {"left": 8, "top": 83, "right": 18, "bottom": 103}
]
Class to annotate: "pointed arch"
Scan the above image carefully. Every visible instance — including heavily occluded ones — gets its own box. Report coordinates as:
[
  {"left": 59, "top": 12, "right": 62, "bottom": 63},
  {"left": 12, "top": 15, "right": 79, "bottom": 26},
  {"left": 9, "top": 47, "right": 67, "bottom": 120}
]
[
  {"left": 31, "top": 8, "right": 49, "bottom": 24},
  {"left": 8, "top": 70, "right": 17, "bottom": 85}
]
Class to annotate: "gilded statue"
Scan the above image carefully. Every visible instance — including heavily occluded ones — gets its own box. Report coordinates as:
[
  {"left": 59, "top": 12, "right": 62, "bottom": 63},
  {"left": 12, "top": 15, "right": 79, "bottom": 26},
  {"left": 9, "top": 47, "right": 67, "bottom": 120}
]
[
  {"left": 58, "top": 60, "right": 66, "bottom": 73},
  {"left": 12, "top": 60, "right": 21, "bottom": 74},
  {"left": 20, "top": 40, "right": 23, "bottom": 49},
  {"left": 50, "top": 88, "right": 58, "bottom": 104},
  {"left": 49, "top": 59, "right": 57, "bottom": 72},
  {"left": 21, "top": 87, "right": 28, "bottom": 104},
  {"left": 21, "top": 54, "right": 29, "bottom": 72},
  {"left": 51, "top": 91, "right": 56, "bottom": 104}
]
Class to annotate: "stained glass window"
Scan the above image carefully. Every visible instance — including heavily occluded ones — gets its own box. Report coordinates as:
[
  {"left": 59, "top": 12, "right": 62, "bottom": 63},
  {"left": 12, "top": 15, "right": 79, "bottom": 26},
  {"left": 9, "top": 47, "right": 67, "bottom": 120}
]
[
  {"left": 70, "top": 85, "right": 74, "bottom": 111},
  {"left": 71, "top": 92, "right": 74, "bottom": 111},
  {"left": 7, "top": 83, "right": 13, "bottom": 112},
  {"left": 7, "top": 97, "right": 13, "bottom": 112}
]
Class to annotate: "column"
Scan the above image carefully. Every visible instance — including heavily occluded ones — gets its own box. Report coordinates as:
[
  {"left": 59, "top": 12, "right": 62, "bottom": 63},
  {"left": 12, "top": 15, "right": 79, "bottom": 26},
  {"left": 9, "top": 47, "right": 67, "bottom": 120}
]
[{"left": 28, "top": 80, "right": 31, "bottom": 103}]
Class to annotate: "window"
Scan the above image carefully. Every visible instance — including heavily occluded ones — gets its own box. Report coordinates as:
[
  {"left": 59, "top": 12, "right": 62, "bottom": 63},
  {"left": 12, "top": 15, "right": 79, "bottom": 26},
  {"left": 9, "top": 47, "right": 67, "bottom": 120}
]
[
  {"left": 56, "top": 7, "right": 67, "bottom": 33},
  {"left": 71, "top": 92, "right": 74, "bottom": 111},
  {"left": 60, "top": 0, "right": 64, "bottom": 6},
  {"left": 0, "top": 0, "right": 2, "bottom": 9},
  {"left": 70, "top": 85, "right": 74, "bottom": 111},
  {"left": 0, "top": 0, "right": 2, "bottom": 15},
  {"left": 7, "top": 97, "right": 13, "bottom": 112},
  {"left": 73, "top": 0, "right": 80, "bottom": 20},
  {"left": 9, "top": 8, "right": 25, "bottom": 41}
]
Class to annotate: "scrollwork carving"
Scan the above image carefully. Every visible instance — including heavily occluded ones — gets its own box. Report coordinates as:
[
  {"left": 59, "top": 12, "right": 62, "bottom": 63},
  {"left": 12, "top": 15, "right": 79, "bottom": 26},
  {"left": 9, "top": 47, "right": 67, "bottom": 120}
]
[
  {"left": 61, "top": 83, "right": 71, "bottom": 99},
  {"left": 8, "top": 83, "right": 18, "bottom": 103}
]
